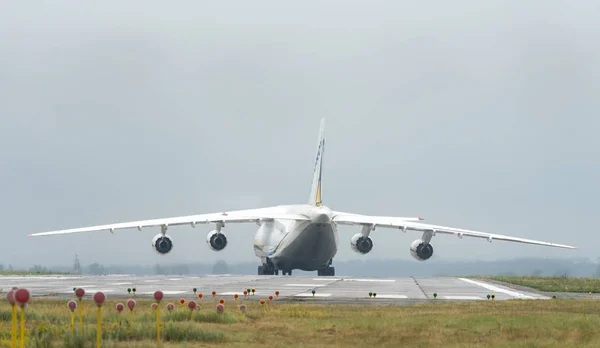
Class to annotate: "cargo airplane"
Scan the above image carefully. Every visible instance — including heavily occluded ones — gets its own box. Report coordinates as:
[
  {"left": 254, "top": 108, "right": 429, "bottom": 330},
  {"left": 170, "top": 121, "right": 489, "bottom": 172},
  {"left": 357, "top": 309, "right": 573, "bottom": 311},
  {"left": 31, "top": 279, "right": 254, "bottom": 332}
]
[{"left": 29, "top": 119, "right": 577, "bottom": 276}]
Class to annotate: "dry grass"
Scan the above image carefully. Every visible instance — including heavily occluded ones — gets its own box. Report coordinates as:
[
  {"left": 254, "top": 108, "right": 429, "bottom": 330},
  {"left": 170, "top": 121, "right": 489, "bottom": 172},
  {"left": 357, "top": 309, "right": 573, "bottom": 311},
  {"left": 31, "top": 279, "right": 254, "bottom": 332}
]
[
  {"left": 1, "top": 297, "right": 599, "bottom": 347},
  {"left": 474, "top": 276, "right": 600, "bottom": 293}
]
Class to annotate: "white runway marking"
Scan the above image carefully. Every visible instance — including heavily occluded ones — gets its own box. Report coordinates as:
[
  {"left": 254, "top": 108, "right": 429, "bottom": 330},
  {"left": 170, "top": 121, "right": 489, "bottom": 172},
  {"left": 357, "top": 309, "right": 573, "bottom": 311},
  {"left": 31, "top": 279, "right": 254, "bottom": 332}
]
[
  {"left": 443, "top": 295, "right": 483, "bottom": 300},
  {"left": 109, "top": 282, "right": 132, "bottom": 285},
  {"left": 294, "top": 293, "right": 332, "bottom": 297},
  {"left": 144, "top": 280, "right": 160, "bottom": 283},
  {"left": 219, "top": 292, "right": 243, "bottom": 296},
  {"left": 458, "top": 278, "right": 546, "bottom": 299},
  {"left": 284, "top": 284, "right": 326, "bottom": 287},
  {"left": 311, "top": 278, "right": 341, "bottom": 281},
  {"left": 140, "top": 290, "right": 187, "bottom": 295},
  {"left": 371, "top": 294, "right": 408, "bottom": 299},
  {"left": 342, "top": 278, "right": 396, "bottom": 282},
  {"left": 168, "top": 278, "right": 182, "bottom": 281}
]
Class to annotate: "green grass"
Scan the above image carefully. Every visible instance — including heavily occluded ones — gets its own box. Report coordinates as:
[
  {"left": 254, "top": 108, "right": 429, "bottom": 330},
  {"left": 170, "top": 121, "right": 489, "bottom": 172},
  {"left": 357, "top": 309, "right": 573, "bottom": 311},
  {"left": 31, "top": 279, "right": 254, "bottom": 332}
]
[
  {"left": 1, "top": 297, "right": 600, "bottom": 347},
  {"left": 472, "top": 276, "right": 600, "bottom": 293}
]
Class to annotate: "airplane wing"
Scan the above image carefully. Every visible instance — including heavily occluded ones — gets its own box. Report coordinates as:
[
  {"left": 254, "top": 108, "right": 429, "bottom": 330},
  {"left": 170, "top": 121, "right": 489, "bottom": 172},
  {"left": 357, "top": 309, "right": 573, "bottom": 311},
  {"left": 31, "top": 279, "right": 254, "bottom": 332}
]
[
  {"left": 331, "top": 212, "right": 577, "bottom": 249},
  {"left": 29, "top": 208, "right": 311, "bottom": 237}
]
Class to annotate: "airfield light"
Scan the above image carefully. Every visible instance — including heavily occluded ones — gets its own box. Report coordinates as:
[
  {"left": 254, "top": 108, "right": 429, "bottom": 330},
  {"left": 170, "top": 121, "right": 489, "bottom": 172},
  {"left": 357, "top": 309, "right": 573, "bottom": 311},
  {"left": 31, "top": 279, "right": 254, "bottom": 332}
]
[
  {"left": 252, "top": 288, "right": 256, "bottom": 295},
  {"left": 93, "top": 292, "right": 106, "bottom": 348},
  {"left": 15, "top": 289, "right": 30, "bottom": 348},
  {"left": 217, "top": 303, "right": 224, "bottom": 313},
  {"left": 167, "top": 303, "right": 175, "bottom": 312},
  {"left": 127, "top": 299, "right": 136, "bottom": 329},
  {"left": 179, "top": 298, "right": 186, "bottom": 306},
  {"left": 187, "top": 300, "right": 197, "bottom": 320},
  {"left": 234, "top": 294, "right": 239, "bottom": 301},
  {"left": 312, "top": 290, "right": 316, "bottom": 297},
  {"left": 491, "top": 294, "right": 495, "bottom": 300},
  {"left": 151, "top": 303, "right": 158, "bottom": 310},
  {"left": 73, "top": 287, "right": 76, "bottom": 292},
  {"left": 7, "top": 290, "right": 17, "bottom": 348},
  {"left": 154, "top": 290, "right": 164, "bottom": 302},
  {"left": 127, "top": 288, "right": 131, "bottom": 295},
  {"left": 193, "top": 287, "right": 197, "bottom": 295},
  {"left": 275, "top": 290, "right": 280, "bottom": 298},
  {"left": 369, "top": 292, "right": 373, "bottom": 298},
  {"left": 132, "top": 287, "right": 137, "bottom": 296},
  {"left": 219, "top": 298, "right": 225, "bottom": 304},
  {"left": 198, "top": 293, "right": 203, "bottom": 300},
  {"left": 247, "top": 288, "right": 251, "bottom": 294},
  {"left": 68, "top": 300, "right": 78, "bottom": 334},
  {"left": 239, "top": 304, "right": 247, "bottom": 313},
  {"left": 487, "top": 294, "right": 491, "bottom": 300},
  {"left": 433, "top": 293, "right": 437, "bottom": 299},
  {"left": 75, "top": 287, "right": 85, "bottom": 299},
  {"left": 115, "top": 303, "right": 124, "bottom": 313},
  {"left": 244, "top": 290, "right": 248, "bottom": 299},
  {"left": 212, "top": 290, "right": 217, "bottom": 300},
  {"left": 269, "top": 295, "right": 273, "bottom": 304}
]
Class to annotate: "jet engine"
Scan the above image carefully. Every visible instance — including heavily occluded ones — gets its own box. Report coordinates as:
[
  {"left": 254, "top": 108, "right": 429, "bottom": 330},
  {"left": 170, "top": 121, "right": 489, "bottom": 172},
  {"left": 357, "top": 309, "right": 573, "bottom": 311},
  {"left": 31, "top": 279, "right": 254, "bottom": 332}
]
[
  {"left": 410, "top": 239, "right": 434, "bottom": 261},
  {"left": 206, "top": 230, "right": 228, "bottom": 251},
  {"left": 350, "top": 233, "right": 373, "bottom": 254},
  {"left": 152, "top": 233, "right": 173, "bottom": 255}
]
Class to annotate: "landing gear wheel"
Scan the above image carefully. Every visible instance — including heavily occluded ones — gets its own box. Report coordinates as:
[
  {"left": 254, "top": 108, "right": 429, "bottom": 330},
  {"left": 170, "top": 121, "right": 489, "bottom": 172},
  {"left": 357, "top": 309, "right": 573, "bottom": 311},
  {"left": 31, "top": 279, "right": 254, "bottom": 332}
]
[
  {"left": 317, "top": 266, "right": 335, "bottom": 276},
  {"left": 258, "top": 264, "right": 275, "bottom": 275},
  {"left": 282, "top": 270, "right": 292, "bottom": 276}
]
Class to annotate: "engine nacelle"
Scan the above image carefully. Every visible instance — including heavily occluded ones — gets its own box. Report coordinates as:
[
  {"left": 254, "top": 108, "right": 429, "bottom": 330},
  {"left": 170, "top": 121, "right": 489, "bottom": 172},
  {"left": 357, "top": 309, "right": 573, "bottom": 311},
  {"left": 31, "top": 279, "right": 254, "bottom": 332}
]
[
  {"left": 350, "top": 233, "right": 373, "bottom": 254},
  {"left": 410, "top": 239, "right": 434, "bottom": 261},
  {"left": 206, "top": 230, "right": 228, "bottom": 251},
  {"left": 152, "top": 233, "right": 173, "bottom": 255}
]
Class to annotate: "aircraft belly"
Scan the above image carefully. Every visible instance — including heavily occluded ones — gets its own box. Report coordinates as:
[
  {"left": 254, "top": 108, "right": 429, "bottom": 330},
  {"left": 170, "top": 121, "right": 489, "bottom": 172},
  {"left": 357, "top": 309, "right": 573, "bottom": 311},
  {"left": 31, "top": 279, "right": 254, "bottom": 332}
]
[{"left": 271, "top": 222, "right": 338, "bottom": 271}]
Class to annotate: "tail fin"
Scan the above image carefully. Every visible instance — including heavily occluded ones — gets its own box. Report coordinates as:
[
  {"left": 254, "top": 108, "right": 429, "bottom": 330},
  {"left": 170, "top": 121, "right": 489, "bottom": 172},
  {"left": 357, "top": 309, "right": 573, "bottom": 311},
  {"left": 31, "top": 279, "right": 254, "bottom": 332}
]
[{"left": 309, "top": 118, "right": 325, "bottom": 206}]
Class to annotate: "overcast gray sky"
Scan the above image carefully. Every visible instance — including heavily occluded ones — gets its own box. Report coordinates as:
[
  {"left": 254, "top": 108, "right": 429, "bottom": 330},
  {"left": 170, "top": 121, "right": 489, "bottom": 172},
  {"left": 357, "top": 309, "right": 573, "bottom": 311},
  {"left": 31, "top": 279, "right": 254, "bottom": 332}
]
[{"left": 1, "top": 1, "right": 598, "bottom": 268}]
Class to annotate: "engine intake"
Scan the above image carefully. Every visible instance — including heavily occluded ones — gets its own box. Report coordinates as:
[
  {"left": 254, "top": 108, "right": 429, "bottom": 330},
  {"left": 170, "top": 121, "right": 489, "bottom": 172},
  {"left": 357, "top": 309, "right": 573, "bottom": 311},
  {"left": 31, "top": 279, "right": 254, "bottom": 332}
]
[
  {"left": 350, "top": 233, "right": 373, "bottom": 254},
  {"left": 410, "top": 239, "right": 433, "bottom": 261},
  {"left": 152, "top": 234, "right": 173, "bottom": 254},
  {"left": 207, "top": 230, "right": 228, "bottom": 251}
]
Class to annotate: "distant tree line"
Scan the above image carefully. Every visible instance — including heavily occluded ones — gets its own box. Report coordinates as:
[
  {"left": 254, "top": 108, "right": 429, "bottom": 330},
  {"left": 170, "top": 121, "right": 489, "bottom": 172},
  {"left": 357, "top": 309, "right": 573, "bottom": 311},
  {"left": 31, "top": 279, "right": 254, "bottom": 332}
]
[{"left": 2, "top": 258, "right": 600, "bottom": 277}]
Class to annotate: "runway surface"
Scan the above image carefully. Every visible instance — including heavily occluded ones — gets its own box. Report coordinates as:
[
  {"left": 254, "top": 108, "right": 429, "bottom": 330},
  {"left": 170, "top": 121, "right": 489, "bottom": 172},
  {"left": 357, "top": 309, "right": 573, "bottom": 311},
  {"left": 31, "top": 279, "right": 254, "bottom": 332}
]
[{"left": 0, "top": 275, "right": 550, "bottom": 304}]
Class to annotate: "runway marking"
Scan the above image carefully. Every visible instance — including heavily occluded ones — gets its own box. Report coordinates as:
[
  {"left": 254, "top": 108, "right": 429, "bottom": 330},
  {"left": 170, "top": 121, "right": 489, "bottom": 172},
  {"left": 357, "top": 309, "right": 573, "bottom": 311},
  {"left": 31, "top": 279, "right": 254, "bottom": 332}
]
[
  {"left": 284, "top": 284, "right": 327, "bottom": 287},
  {"left": 371, "top": 294, "right": 408, "bottom": 299},
  {"left": 144, "top": 280, "right": 160, "bottom": 283},
  {"left": 140, "top": 290, "right": 187, "bottom": 295},
  {"left": 443, "top": 295, "right": 483, "bottom": 300},
  {"left": 220, "top": 292, "right": 243, "bottom": 296},
  {"left": 109, "top": 282, "right": 132, "bottom": 285},
  {"left": 311, "top": 278, "right": 341, "bottom": 281},
  {"left": 458, "top": 278, "right": 545, "bottom": 299},
  {"left": 342, "top": 279, "right": 396, "bottom": 282},
  {"left": 294, "top": 293, "right": 332, "bottom": 297},
  {"left": 168, "top": 278, "right": 182, "bottom": 281}
]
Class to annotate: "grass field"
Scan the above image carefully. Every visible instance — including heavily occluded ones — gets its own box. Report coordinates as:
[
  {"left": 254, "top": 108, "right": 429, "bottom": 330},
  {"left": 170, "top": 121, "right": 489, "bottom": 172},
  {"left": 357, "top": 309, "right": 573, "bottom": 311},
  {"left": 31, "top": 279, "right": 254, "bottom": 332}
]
[
  {"left": 473, "top": 276, "right": 600, "bottom": 293},
  {"left": 1, "top": 297, "right": 600, "bottom": 347}
]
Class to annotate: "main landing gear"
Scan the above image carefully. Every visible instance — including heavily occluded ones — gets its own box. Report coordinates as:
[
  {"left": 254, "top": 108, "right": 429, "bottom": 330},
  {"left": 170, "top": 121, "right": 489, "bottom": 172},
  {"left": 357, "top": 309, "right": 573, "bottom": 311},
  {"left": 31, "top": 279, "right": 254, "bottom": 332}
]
[
  {"left": 317, "top": 259, "right": 335, "bottom": 277},
  {"left": 258, "top": 258, "right": 283, "bottom": 275}
]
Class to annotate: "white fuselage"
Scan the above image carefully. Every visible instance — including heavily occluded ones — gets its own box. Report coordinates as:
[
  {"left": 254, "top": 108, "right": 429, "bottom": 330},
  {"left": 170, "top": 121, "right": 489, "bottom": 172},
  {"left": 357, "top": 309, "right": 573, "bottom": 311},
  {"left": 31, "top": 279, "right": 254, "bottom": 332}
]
[{"left": 252, "top": 204, "right": 339, "bottom": 271}]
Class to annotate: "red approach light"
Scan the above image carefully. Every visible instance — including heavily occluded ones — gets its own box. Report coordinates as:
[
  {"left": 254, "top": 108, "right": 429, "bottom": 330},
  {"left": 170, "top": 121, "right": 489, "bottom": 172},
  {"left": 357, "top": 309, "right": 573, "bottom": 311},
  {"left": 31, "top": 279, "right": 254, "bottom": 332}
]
[
  {"left": 6, "top": 290, "right": 16, "bottom": 306},
  {"left": 198, "top": 293, "right": 203, "bottom": 299},
  {"left": 275, "top": 291, "right": 280, "bottom": 296},
  {"left": 212, "top": 291, "right": 216, "bottom": 296},
  {"left": 167, "top": 303, "right": 175, "bottom": 311},
  {"left": 219, "top": 298, "right": 225, "bottom": 304},
  {"left": 216, "top": 304, "right": 224, "bottom": 312},
  {"left": 269, "top": 295, "right": 273, "bottom": 301},
  {"left": 179, "top": 298, "right": 185, "bottom": 305},
  {"left": 187, "top": 300, "right": 197, "bottom": 310},
  {"left": 75, "top": 288, "right": 85, "bottom": 299},
  {"left": 239, "top": 304, "right": 247, "bottom": 312},
  {"left": 153, "top": 290, "right": 164, "bottom": 302},
  {"left": 151, "top": 303, "right": 158, "bottom": 310},
  {"left": 68, "top": 300, "right": 77, "bottom": 311},
  {"left": 127, "top": 299, "right": 136, "bottom": 310},
  {"left": 234, "top": 294, "right": 239, "bottom": 299},
  {"left": 93, "top": 292, "right": 106, "bottom": 306},
  {"left": 115, "top": 303, "right": 124, "bottom": 312},
  {"left": 15, "top": 288, "right": 30, "bottom": 305},
  {"left": 243, "top": 290, "right": 248, "bottom": 295}
]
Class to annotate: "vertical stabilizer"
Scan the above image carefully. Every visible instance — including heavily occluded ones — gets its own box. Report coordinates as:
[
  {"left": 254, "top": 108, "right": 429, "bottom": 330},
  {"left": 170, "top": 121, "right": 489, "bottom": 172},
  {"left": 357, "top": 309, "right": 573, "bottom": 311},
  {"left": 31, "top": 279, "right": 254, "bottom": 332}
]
[{"left": 309, "top": 118, "right": 325, "bottom": 205}]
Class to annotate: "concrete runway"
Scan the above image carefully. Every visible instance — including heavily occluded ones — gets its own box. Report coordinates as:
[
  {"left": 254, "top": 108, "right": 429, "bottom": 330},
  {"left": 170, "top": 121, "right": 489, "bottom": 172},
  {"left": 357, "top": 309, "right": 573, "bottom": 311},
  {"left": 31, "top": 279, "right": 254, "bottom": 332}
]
[{"left": 0, "top": 275, "right": 550, "bottom": 304}]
